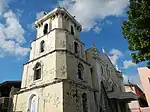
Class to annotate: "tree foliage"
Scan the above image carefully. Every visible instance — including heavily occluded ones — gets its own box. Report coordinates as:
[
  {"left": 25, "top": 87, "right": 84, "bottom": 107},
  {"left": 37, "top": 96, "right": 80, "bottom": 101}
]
[{"left": 122, "top": 0, "right": 150, "bottom": 67}]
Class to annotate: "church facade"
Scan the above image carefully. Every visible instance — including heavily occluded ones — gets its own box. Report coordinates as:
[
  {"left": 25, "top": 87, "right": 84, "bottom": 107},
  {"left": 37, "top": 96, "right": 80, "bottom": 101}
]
[{"left": 11, "top": 7, "right": 137, "bottom": 112}]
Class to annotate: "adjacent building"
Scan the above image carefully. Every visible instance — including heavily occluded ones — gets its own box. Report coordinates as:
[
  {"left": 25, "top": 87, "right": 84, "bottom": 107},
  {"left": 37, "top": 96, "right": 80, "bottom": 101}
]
[
  {"left": 86, "top": 48, "right": 138, "bottom": 112},
  {"left": 0, "top": 81, "right": 21, "bottom": 112},
  {"left": 125, "top": 84, "right": 149, "bottom": 112},
  {"left": 11, "top": 7, "right": 137, "bottom": 112},
  {"left": 138, "top": 67, "right": 150, "bottom": 111}
]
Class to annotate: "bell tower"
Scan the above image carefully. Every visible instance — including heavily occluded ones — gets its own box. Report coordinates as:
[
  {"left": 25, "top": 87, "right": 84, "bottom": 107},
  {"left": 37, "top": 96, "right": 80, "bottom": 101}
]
[
  {"left": 22, "top": 6, "right": 89, "bottom": 89},
  {"left": 13, "top": 6, "right": 96, "bottom": 112}
]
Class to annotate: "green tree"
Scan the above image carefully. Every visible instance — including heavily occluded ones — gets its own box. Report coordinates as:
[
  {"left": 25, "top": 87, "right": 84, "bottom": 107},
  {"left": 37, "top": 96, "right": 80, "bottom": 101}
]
[{"left": 122, "top": 0, "right": 150, "bottom": 67}]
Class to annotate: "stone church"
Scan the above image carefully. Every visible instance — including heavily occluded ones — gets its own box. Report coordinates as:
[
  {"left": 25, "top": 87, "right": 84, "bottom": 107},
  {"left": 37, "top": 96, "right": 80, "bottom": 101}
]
[{"left": 11, "top": 6, "right": 138, "bottom": 112}]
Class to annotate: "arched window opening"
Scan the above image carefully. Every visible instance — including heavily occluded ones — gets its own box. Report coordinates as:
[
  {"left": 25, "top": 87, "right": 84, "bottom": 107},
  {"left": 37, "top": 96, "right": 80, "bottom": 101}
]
[
  {"left": 34, "top": 63, "right": 41, "bottom": 81},
  {"left": 78, "top": 63, "right": 84, "bottom": 80},
  {"left": 40, "top": 40, "right": 45, "bottom": 53},
  {"left": 81, "top": 45, "right": 84, "bottom": 57},
  {"left": 82, "top": 93, "right": 88, "bottom": 112},
  {"left": 101, "top": 66, "right": 103, "bottom": 75},
  {"left": 74, "top": 42, "right": 79, "bottom": 54},
  {"left": 90, "top": 67, "right": 93, "bottom": 75},
  {"left": 71, "top": 25, "right": 74, "bottom": 35},
  {"left": 43, "top": 24, "right": 48, "bottom": 35},
  {"left": 28, "top": 94, "right": 38, "bottom": 112}
]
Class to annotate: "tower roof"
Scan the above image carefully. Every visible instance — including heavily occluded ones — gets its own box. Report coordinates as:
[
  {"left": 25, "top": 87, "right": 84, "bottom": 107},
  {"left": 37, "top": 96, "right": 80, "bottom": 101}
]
[{"left": 35, "top": 6, "right": 82, "bottom": 31}]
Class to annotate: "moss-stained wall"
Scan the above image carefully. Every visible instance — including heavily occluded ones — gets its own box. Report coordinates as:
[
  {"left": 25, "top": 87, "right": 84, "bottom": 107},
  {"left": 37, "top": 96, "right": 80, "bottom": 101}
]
[
  {"left": 63, "top": 81, "right": 97, "bottom": 112},
  {"left": 13, "top": 82, "right": 63, "bottom": 112}
]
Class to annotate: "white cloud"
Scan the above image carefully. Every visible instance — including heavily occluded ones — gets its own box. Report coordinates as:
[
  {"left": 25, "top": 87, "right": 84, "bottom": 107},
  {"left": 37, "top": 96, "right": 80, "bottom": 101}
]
[
  {"left": 0, "top": 0, "right": 29, "bottom": 57},
  {"left": 58, "top": 0, "right": 129, "bottom": 32},
  {"left": 3, "top": 10, "right": 25, "bottom": 43},
  {"left": 105, "top": 20, "right": 113, "bottom": 25},
  {"left": 92, "top": 25, "right": 102, "bottom": 33},
  {"left": 15, "top": 9, "right": 24, "bottom": 18},
  {"left": 0, "top": 51, "right": 4, "bottom": 58},
  {"left": 27, "top": 22, "right": 35, "bottom": 31},
  {"left": 0, "top": 0, "right": 8, "bottom": 15},
  {"left": 109, "top": 49, "right": 123, "bottom": 66},
  {"left": 123, "top": 60, "right": 136, "bottom": 69}
]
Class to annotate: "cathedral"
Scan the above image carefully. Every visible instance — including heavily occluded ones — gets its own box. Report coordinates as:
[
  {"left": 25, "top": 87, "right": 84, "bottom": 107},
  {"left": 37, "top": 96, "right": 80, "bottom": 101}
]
[{"left": 11, "top": 6, "right": 138, "bottom": 112}]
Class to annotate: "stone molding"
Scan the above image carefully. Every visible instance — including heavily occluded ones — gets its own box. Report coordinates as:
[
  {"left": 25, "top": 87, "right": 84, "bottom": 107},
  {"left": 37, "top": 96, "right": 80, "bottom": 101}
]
[
  {"left": 15, "top": 79, "right": 97, "bottom": 95},
  {"left": 24, "top": 49, "right": 90, "bottom": 66},
  {"left": 35, "top": 7, "right": 82, "bottom": 31},
  {"left": 31, "top": 28, "right": 85, "bottom": 45}
]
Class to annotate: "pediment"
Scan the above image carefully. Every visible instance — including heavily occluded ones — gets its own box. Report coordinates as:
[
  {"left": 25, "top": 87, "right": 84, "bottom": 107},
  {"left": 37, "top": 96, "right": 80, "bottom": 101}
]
[{"left": 99, "top": 53, "right": 116, "bottom": 71}]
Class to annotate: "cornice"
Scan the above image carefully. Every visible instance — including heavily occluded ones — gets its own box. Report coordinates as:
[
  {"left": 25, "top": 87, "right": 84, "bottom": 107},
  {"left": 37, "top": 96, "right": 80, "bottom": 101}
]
[
  {"left": 14, "top": 79, "right": 97, "bottom": 95},
  {"left": 35, "top": 7, "right": 82, "bottom": 32},
  {"left": 24, "top": 49, "right": 90, "bottom": 66}
]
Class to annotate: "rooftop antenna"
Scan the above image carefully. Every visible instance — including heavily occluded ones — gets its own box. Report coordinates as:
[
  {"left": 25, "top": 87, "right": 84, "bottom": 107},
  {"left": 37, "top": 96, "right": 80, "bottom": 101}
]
[
  {"left": 128, "top": 76, "right": 134, "bottom": 91},
  {"left": 128, "top": 76, "right": 130, "bottom": 84}
]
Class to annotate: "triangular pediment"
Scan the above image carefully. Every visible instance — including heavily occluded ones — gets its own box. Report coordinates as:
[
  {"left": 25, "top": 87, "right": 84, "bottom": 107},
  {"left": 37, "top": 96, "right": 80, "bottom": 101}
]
[{"left": 99, "top": 52, "right": 117, "bottom": 71}]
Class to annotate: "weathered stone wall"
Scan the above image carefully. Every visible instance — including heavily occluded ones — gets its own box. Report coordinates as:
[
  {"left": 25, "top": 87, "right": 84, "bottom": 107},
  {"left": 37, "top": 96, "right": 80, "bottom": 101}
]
[
  {"left": 63, "top": 81, "right": 97, "bottom": 112},
  {"left": 66, "top": 31, "right": 85, "bottom": 60},
  {"left": 85, "top": 48, "right": 124, "bottom": 93},
  {"left": 61, "top": 16, "right": 80, "bottom": 39},
  {"left": 13, "top": 82, "right": 63, "bottom": 112},
  {"left": 21, "top": 52, "right": 57, "bottom": 89},
  {"left": 30, "top": 30, "right": 56, "bottom": 60},
  {"left": 66, "top": 52, "right": 92, "bottom": 88}
]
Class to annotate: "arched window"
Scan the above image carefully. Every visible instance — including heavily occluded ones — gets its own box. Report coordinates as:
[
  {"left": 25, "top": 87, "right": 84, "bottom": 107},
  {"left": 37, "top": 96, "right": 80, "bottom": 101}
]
[
  {"left": 82, "top": 93, "right": 88, "bottom": 112},
  {"left": 90, "top": 67, "right": 93, "bottom": 75},
  {"left": 74, "top": 42, "right": 79, "bottom": 54},
  {"left": 43, "top": 24, "right": 48, "bottom": 35},
  {"left": 34, "top": 63, "right": 41, "bottom": 81},
  {"left": 78, "top": 63, "right": 84, "bottom": 80},
  {"left": 28, "top": 94, "right": 38, "bottom": 112},
  {"left": 40, "top": 40, "right": 45, "bottom": 53},
  {"left": 71, "top": 25, "right": 74, "bottom": 35},
  {"left": 101, "top": 66, "right": 103, "bottom": 75}
]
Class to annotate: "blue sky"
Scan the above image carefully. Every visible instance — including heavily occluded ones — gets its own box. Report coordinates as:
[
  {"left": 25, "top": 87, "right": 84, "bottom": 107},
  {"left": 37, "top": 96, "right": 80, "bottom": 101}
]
[{"left": 0, "top": 0, "right": 145, "bottom": 87}]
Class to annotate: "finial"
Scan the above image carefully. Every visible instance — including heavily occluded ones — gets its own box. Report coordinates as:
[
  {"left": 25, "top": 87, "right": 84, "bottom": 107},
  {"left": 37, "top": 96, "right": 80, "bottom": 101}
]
[
  {"left": 115, "top": 65, "right": 119, "bottom": 71},
  {"left": 92, "top": 43, "right": 99, "bottom": 53},
  {"left": 116, "top": 64, "right": 122, "bottom": 72},
  {"left": 44, "top": 12, "right": 47, "bottom": 15},
  {"left": 92, "top": 41, "right": 96, "bottom": 48},
  {"left": 57, "top": 5, "right": 61, "bottom": 9},
  {"left": 102, "top": 48, "right": 106, "bottom": 54}
]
